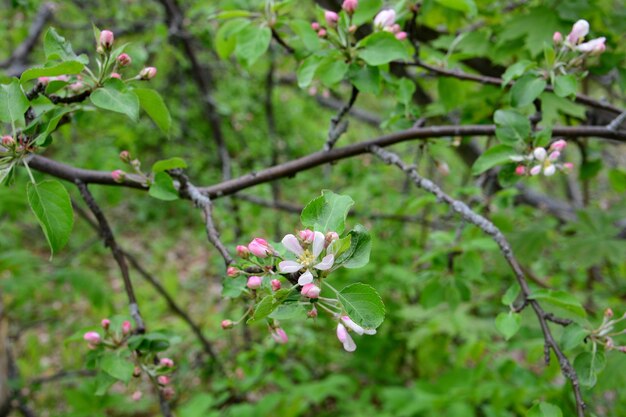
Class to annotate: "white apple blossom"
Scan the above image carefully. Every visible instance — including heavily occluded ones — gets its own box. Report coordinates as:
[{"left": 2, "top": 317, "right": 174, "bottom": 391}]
[{"left": 278, "top": 231, "right": 334, "bottom": 285}]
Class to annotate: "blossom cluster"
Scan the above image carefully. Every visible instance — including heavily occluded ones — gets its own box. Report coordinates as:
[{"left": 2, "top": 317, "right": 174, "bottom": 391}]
[
  {"left": 225, "top": 229, "right": 377, "bottom": 352},
  {"left": 554, "top": 19, "right": 606, "bottom": 56},
  {"left": 83, "top": 319, "right": 176, "bottom": 400},
  {"left": 593, "top": 308, "right": 626, "bottom": 353},
  {"left": 511, "top": 139, "right": 574, "bottom": 177},
  {"left": 311, "top": 1, "right": 407, "bottom": 41}
]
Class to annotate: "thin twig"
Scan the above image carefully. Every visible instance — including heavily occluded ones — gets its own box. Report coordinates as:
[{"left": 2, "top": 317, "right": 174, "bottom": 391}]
[
  {"left": 324, "top": 86, "right": 359, "bottom": 151},
  {"left": 370, "top": 146, "right": 586, "bottom": 417},
  {"left": 75, "top": 181, "right": 145, "bottom": 333},
  {"left": 607, "top": 110, "right": 626, "bottom": 131},
  {"left": 271, "top": 28, "right": 295, "bottom": 54},
  {"left": 170, "top": 170, "right": 233, "bottom": 266}
]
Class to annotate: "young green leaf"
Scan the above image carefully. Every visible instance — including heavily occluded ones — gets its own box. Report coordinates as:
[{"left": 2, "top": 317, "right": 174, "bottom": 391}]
[
  {"left": 90, "top": 80, "right": 139, "bottom": 121},
  {"left": 152, "top": 157, "right": 187, "bottom": 173},
  {"left": 553, "top": 75, "right": 578, "bottom": 98},
  {"left": 527, "top": 402, "right": 563, "bottom": 417},
  {"left": 338, "top": 283, "right": 385, "bottom": 329},
  {"left": 44, "top": 28, "right": 89, "bottom": 64},
  {"left": 100, "top": 352, "right": 134, "bottom": 383},
  {"left": 235, "top": 25, "right": 272, "bottom": 67},
  {"left": 494, "top": 109, "right": 530, "bottom": 145},
  {"left": 20, "top": 61, "right": 85, "bottom": 84},
  {"left": 510, "top": 75, "right": 546, "bottom": 108},
  {"left": 149, "top": 172, "right": 179, "bottom": 201},
  {"left": 357, "top": 32, "right": 410, "bottom": 66},
  {"left": 495, "top": 312, "right": 521, "bottom": 340},
  {"left": 471, "top": 144, "right": 518, "bottom": 175},
  {"left": 336, "top": 224, "right": 371, "bottom": 269},
  {"left": 301, "top": 190, "right": 354, "bottom": 234},
  {"left": 27, "top": 180, "right": 74, "bottom": 258},
  {"left": 0, "top": 78, "right": 30, "bottom": 127},
  {"left": 133, "top": 88, "right": 171, "bottom": 134},
  {"left": 574, "top": 350, "right": 606, "bottom": 388}
]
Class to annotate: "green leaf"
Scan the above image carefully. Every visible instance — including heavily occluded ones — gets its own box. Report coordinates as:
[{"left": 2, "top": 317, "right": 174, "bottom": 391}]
[
  {"left": 44, "top": 28, "right": 88, "bottom": 64},
  {"left": 574, "top": 350, "right": 606, "bottom": 388},
  {"left": 301, "top": 190, "right": 354, "bottom": 234},
  {"left": 215, "top": 18, "right": 250, "bottom": 60},
  {"left": 126, "top": 332, "right": 171, "bottom": 352},
  {"left": 533, "top": 127, "right": 552, "bottom": 148},
  {"left": 352, "top": 0, "right": 383, "bottom": 26},
  {"left": 222, "top": 276, "right": 247, "bottom": 298},
  {"left": 0, "top": 78, "right": 30, "bottom": 127},
  {"left": 579, "top": 159, "right": 602, "bottom": 181},
  {"left": 527, "top": 402, "right": 563, "bottom": 417},
  {"left": 317, "top": 54, "right": 349, "bottom": 87},
  {"left": 34, "top": 107, "right": 74, "bottom": 146},
  {"left": 289, "top": 20, "right": 321, "bottom": 51},
  {"left": 336, "top": 224, "right": 371, "bottom": 269},
  {"left": 494, "top": 109, "right": 530, "bottom": 145},
  {"left": 269, "top": 303, "right": 305, "bottom": 320},
  {"left": 435, "top": 0, "right": 477, "bottom": 15},
  {"left": 397, "top": 77, "right": 416, "bottom": 106},
  {"left": 529, "top": 289, "right": 586, "bottom": 318},
  {"left": 471, "top": 144, "right": 518, "bottom": 175},
  {"left": 560, "top": 323, "right": 588, "bottom": 351},
  {"left": 338, "top": 283, "right": 385, "bottom": 329},
  {"left": 608, "top": 169, "right": 626, "bottom": 193},
  {"left": 495, "top": 312, "right": 521, "bottom": 340},
  {"left": 553, "top": 74, "right": 578, "bottom": 98},
  {"left": 90, "top": 80, "right": 139, "bottom": 121},
  {"left": 348, "top": 65, "right": 381, "bottom": 95},
  {"left": 501, "top": 60, "right": 535, "bottom": 86},
  {"left": 247, "top": 295, "right": 278, "bottom": 324},
  {"left": 20, "top": 61, "right": 85, "bottom": 84},
  {"left": 133, "top": 88, "right": 171, "bottom": 134},
  {"left": 214, "top": 10, "right": 253, "bottom": 19},
  {"left": 27, "top": 180, "right": 74, "bottom": 258},
  {"left": 94, "top": 371, "right": 116, "bottom": 396},
  {"left": 511, "top": 75, "right": 546, "bottom": 108},
  {"left": 235, "top": 25, "right": 272, "bottom": 67},
  {"left": 501, "top": 285, "right": 520, "bottom": 306},
  {"left": 100, "top": 352, "right": 134, "bottom": 383},
  {"left": 297, "top": 55, "right": 323, "bottom": 89},
  {"left": 357, "top": 32, "right": 410, "bottom": 66},
  {"left": 149, "top": 172, "right": 179, "bottom": 201},
  {"left": 152, "top": 157, "right": 187, "bottom": 173}
]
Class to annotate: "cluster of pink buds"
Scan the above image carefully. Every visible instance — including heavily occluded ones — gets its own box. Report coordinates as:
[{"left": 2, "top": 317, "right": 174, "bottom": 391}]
[
  {"left": 373, "top": 9, "right": 407, "bottom": 40},
  {"left": 512, "top": 140, "right": 574, "bottom": 177},
  {"left": 82, "top": 318, "right": 133, "bottom": 349},
  {"left": 554, "top": 19, "right": 606, "bottom": 56},
  {"left": 590, "top": 308, "right": 626, "bottom": 353}
]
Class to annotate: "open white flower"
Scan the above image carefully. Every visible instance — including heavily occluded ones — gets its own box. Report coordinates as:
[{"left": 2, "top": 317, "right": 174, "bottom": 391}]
[{"left": 278, "top": 231, "right": 334, "bottom": 285}]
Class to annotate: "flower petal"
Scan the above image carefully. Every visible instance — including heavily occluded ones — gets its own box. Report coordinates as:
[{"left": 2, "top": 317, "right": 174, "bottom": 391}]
[
  {"left": 312, "top": 231, "right": 326, "bottom": 257},
  {"left": 298, "top": 270, "right": 314, "bottom": 286},
  {"left": 341, "top": 316, "right": 364, "bottom": 335},
  {"left": 279, "top": 260, "right": 303, "bottom": 273},
  {"left": 281, "top": 234, "right": 303, "bottom": 256},
  {"left": 363, "top": 329, "right": 377, "bottom": 335},
  {"left": 314, "top": 254, "right": 334, "bottom": 271}
]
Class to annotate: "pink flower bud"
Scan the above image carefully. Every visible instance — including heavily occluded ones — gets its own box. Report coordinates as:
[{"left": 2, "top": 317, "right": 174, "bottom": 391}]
[
  {"left": 111, "top": 169, "right": 125, "bottom": 183},
  {"left": 548, "top": 151, "right": 561, "bottom": 161},
  {"left": 235, "top": 245, "right": 250, "bottom": 258},
  {"left": 515, "top": 165, "right": 526, "bottom": 176},
  {"left": 162, "top": 386, "right": 175, "bottom": 400},
  {"left": 336, "top": 323, "right": 356, "bottom": 352},
  {"left": 38, "top": 77, "right": 50, "bottom": 85},
  {"left": 390, "top": 24, "right": 401, "bottom": 33},
  {"left": 271, "top": 327, "right": 288, "bottom": 344},
  {"left": 563, "top": 162, "right": 574, "bottom": 170},
  {"left": 529, "top": 165, "right": 542, "bottom": 176},
  {"left": 69, "top": 82, "right": 84, "bottom": 92},
  {"left": 131, "top": 391, "right": 142, "bottom": 401},
  {"left": 1, "top": 136, "right": 15, "bottom": 147},
  {"left": 567, "top": 19, "right": 589, "bottom": 44},
  {"left": 549, "top": 139, "right": 567, "bottom": 151},
  {"left": 100, "top": 30, "right": 114, "bottom": 49},
  {"left": 122, "top": 320, "right": 132, "bottom": 335},
  {"left": 342, "top": 0, "right": 358, "bottom": 14},
  {"left": 619, "top": 346, "right": 626, "bottom": 354},
  {"left": 307, "top": 306, "right": 318, "bottom": 318},
  {"left": 101, "top": 319, "right": 110, "bottom": 330},
  {"left": 227, "top": 266, "right": 239, "bottom": 277},
  {"left": 577, "top": 37, "right": 606, "bottom": 55},
  {"left": 271, "top": 279, "right": 281, "bottom": 291},
  {"left": 325, "top": 231, "right": 339, "bottom": 248},
  {"left": 133, "top": 366, "right": 142, "bottom": 377},
  {"left": 160, "top": 358, "right": 175, "bottom": 368},
  {"left": 53, "top": 75, "right": 69, "bottom": 82},
  {"left": 324, "top": 11, "right": 339, "bottom": 27},
  {"left": 311, "top": 22, "right": 320, "bottom": 30},
  {"left": 374, "top": 9, "right": 396, "bottom": 29},
  {"left": 247, "top": 275, "right": 263, "bottom": 289},
  {"left": 83, "top": 331, "right": 101, "bottom": 345},
  {"left": 553, "top": 32, "right": 563, "bottom": 44},
  {"left": 221, "top": 319, "right": 234, "bottom": 330},
  {"left": 299, "top": 229, "right": 315, "bottom": 243},
  {"left": 139, "top": 67, "right": 157, "bottom": 80},
  {"left": 395, "top": 31, "right": 408, "bottom": 41},
  {"left": 349, "top": 24, "right": 357, "bottom": 33},
  {"left": 248, "top": 238, "right": 271, "bottom": 258},
  {"left": 301, "top": 283, "right": 321, "bottom": 298},
  {"left": 110, "top": 72, "right": 122, "bottom": 79},
  {"left": 605, "top": 308, "right": 614, "bottom": 319},
  {"left": 117, "top": 53, "right": 132, "bottom": 66},
  {"left": 119, "top": 150, "right": 131, "bottom": 162},
  {"left": 317, "top": 29, "right": 327, "bottom": 38},
  {"left": 157, "top": 375, "right": 170, "bottom": 385}
]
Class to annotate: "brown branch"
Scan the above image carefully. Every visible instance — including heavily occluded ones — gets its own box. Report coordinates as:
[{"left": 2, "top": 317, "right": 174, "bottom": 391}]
[
  {"left": 409, "top": 60, "right": 624, "bottom": 116},
  {"left": 75, "top": 181, "right": 145, "bottom": 333},
  {"left": 71, "top": 202, "right": 223, "bottom": 368},
  {"left": 370, "top": 146, "right": 586, "bottom": 417},
  {"left": 28, "top": 124, "right": 626, "bottom": 199},
  {"left": 271, "top": 28, "right": 295, "bottom": 54},
  {"left": 170, "top": 170, "right": 234, "bottom": 266}
]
